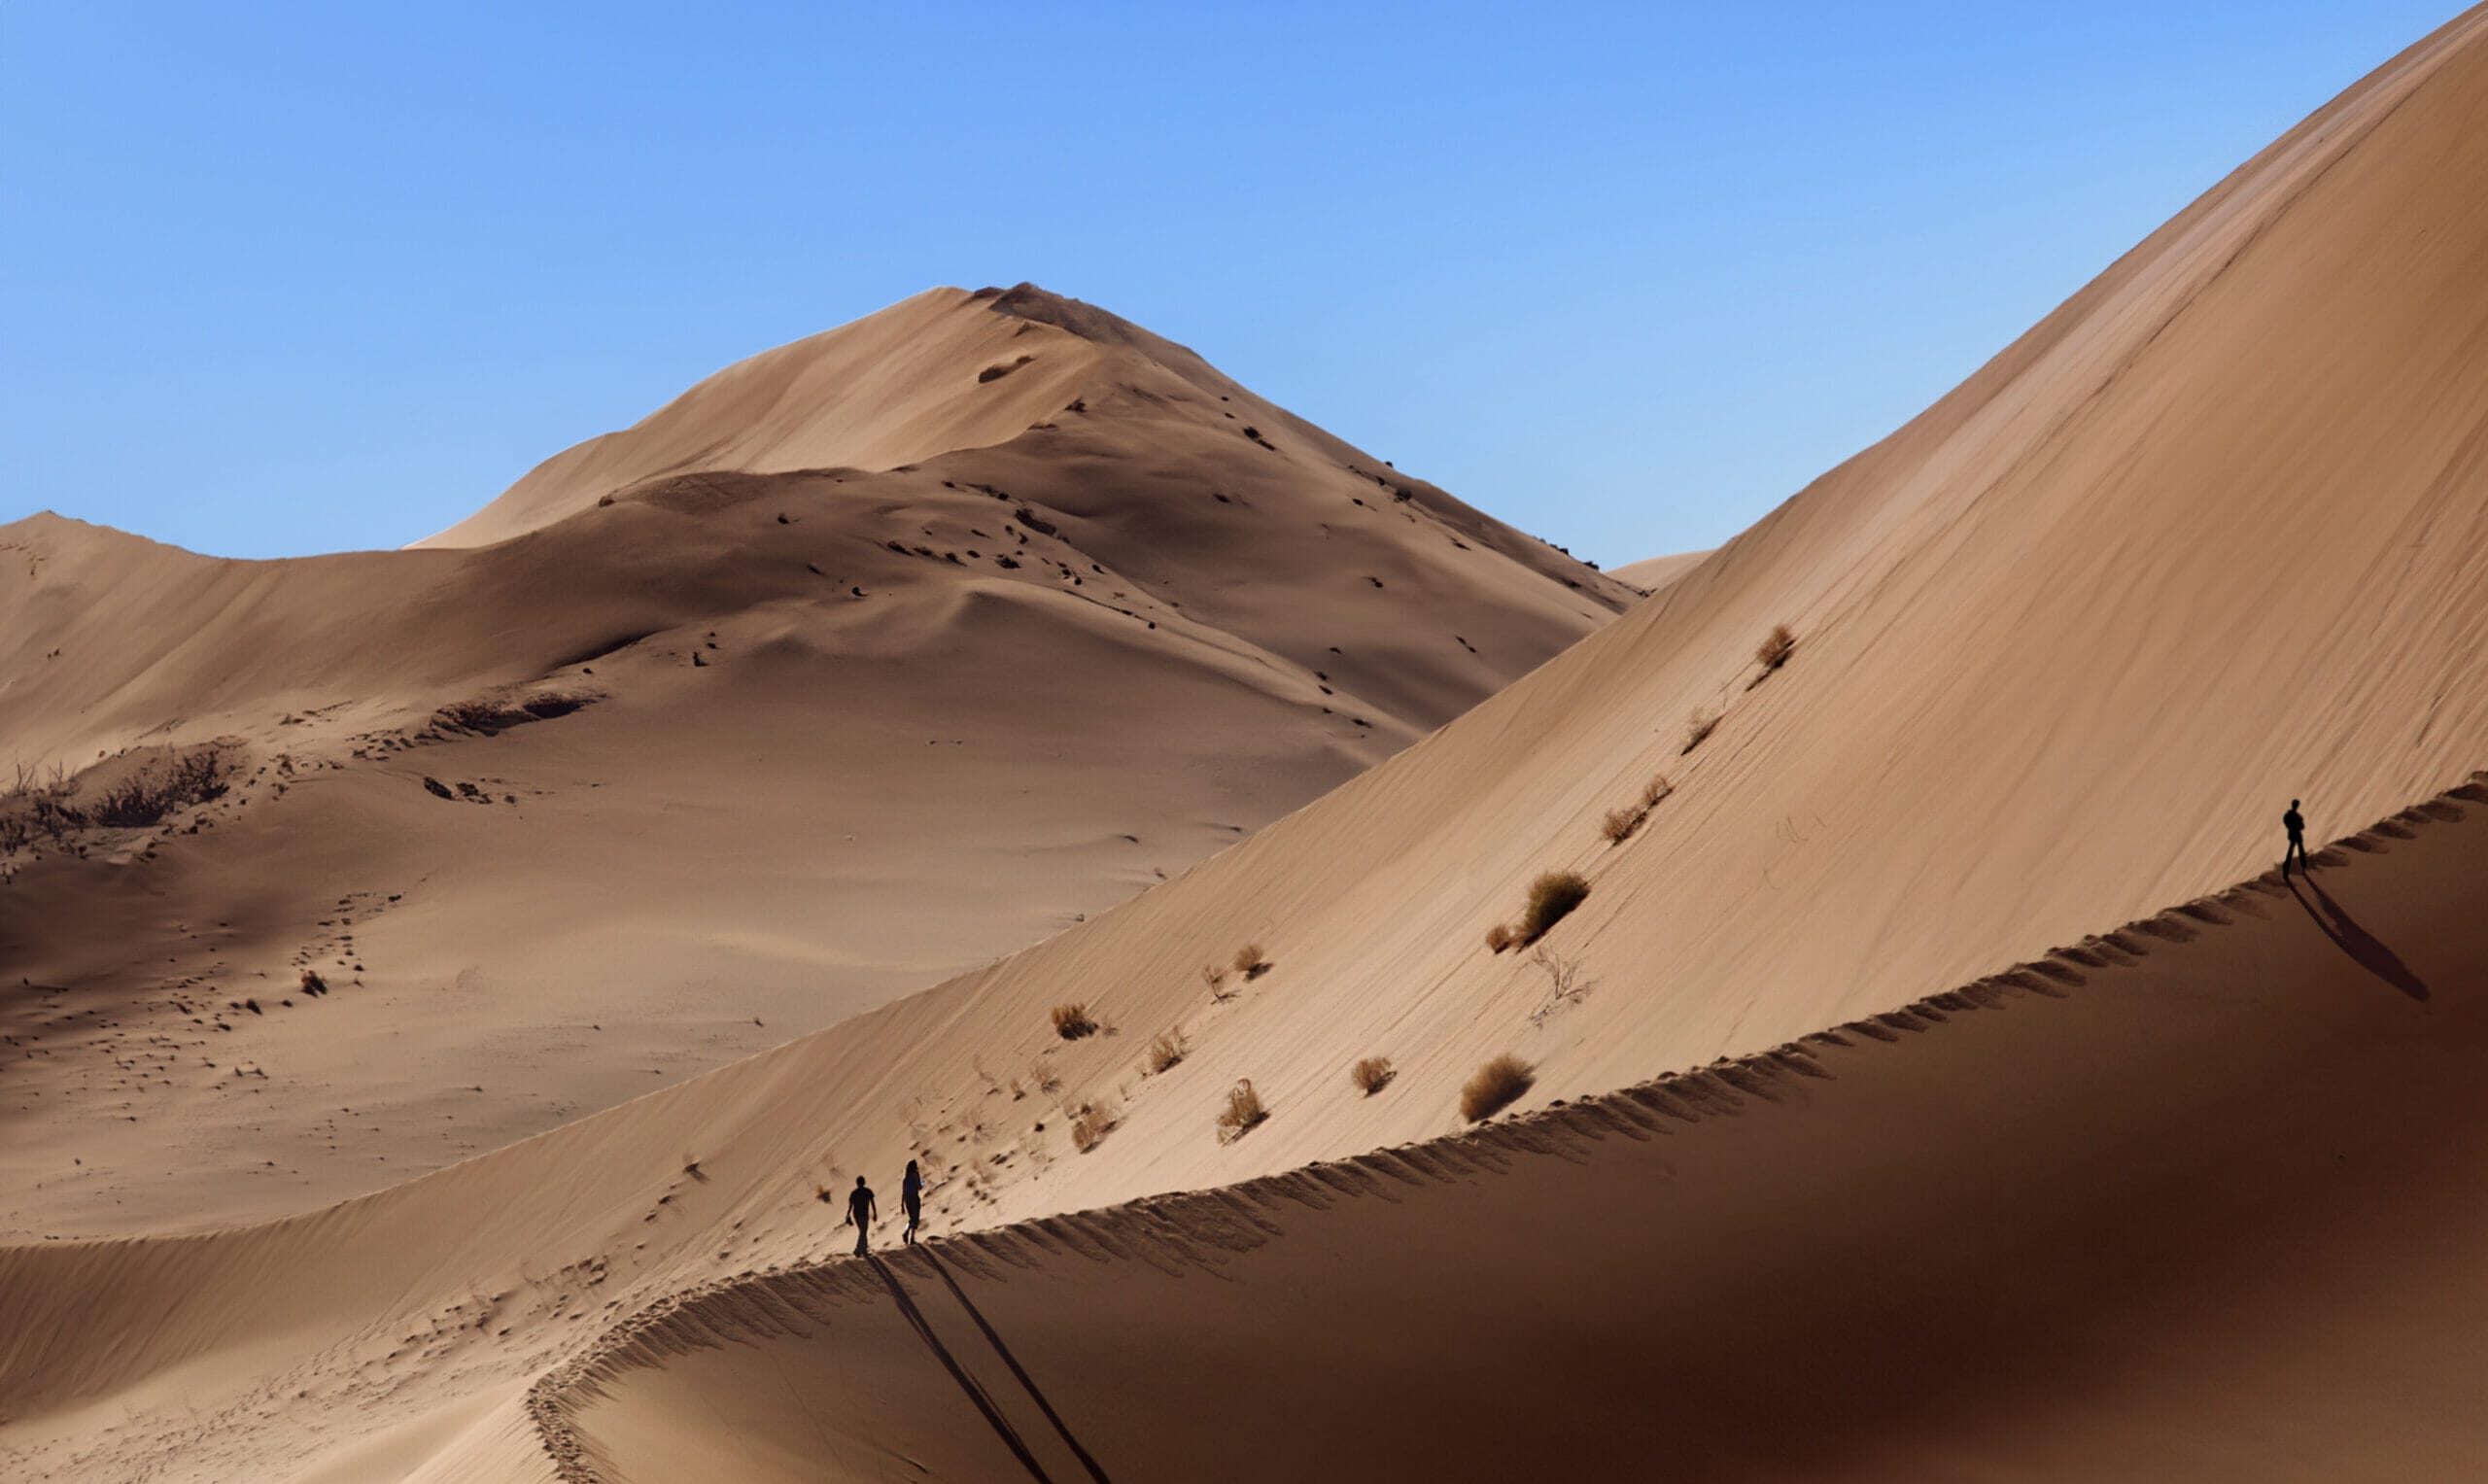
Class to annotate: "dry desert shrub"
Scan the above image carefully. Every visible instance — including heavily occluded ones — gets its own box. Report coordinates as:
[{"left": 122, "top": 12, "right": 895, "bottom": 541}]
[
  {"left": 436, "top": 691, "right": 594, "bottom": 736},
  {"left": 1600, "top": 774, "right": 1675, "bottom": 846},
  {"left": 1, "top": 763, "right": 84, "bottom": 853},
  {"left": 1518, "top": 870, "right": 1589, "bottom": 944},
  {"left": 1682, "top": 707, "right": 1720, "bottom": 754},
  {"left": 1233, "top": 943, "right": 1271, "bottom": 980},
  {"left": 1460, "top": 1053, "right": 1536, "bottom": 1122},
  {"left": 1350, "top": 1056, "right": 1396, "bottom": 1096},
  {"left": 1484, "top": 921, "right": 1516, "bottom": 954},
  {"left": 1143, "top": 1026, "right": 1190, "bottom": 1076},
  {"left": 1216, "top": 1079, "right": 1268, "bottom": 1142},
  {"left": 88, "top": 749, "right": 227, "bottom": 829},
  {"left": 1069, "top": 1098, "right": 1121, "bottom": 1153},
  {"left": 1201, "top": 963, "right": 1232, "bottom": 999},
  {"left": 1051, "top": 1003, "right": 1098, "bottom": 1040},
  {"left": 1756, "top": 622, "right": 1797, "bottom": 673},
  {"left": 1527, "top": 945, "right": 1593, "bottom": 1026}
]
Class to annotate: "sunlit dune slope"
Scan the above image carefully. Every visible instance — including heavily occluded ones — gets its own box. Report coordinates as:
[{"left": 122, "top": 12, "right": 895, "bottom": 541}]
[{"left": 0, "top": 285, "right": 1627, "bottom": 1236}]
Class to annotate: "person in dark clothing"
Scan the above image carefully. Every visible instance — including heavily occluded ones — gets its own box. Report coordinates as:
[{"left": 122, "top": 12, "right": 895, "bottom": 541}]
[
  {"left": 2283, "top": 799, "right": 2311, "bottom": 877},
  {"left": 846, "top": 1174, "right": 877, "bottom": 1256},
  {"left": 901, "top": 1159, "right": 925, "bottom": 1245}
]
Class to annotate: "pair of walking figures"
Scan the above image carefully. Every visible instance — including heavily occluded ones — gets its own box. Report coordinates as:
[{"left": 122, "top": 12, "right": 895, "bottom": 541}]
[{"left": 841, "top": 1159, "right": 925, "bottom": 1255}]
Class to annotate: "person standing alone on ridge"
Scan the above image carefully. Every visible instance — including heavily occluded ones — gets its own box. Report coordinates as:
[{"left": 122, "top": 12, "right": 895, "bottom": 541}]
[
  {"left": 901, "top": 1158, "right": 925, "bottom": 1245},
  {"left": 2283, "top": 798, "right": 2311, "bottom": 878},
  {"left": 846, "top": 1175, "right": 878, "bottom": 1256}
]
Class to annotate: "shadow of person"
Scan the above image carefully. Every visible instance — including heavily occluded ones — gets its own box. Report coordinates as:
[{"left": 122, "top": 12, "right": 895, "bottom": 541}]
[
  {"left": 920, "top": 1247, "right": 1115, "bottom": 1484},
  {"left": 865, "top": 1255, "right": 1054, "bottom": 1482},
  {"left": 2289, "top": 873, "right": 2430, "bottom": 1001}
]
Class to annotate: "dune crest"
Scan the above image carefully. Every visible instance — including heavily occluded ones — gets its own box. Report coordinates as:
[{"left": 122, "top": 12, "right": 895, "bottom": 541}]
[{"left": 15, "top": 4, "right": 2488, "bottom": 1478}]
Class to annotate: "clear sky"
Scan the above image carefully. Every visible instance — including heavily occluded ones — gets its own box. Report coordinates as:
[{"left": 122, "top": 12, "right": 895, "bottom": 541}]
[{"left": 0, "top": 2, "right": 2463, "bottom": 563}]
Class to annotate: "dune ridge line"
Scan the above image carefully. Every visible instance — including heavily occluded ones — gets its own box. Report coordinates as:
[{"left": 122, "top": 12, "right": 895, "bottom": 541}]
[{"left": 517, "top": 766, "right": 2488, "bottom": 1480}]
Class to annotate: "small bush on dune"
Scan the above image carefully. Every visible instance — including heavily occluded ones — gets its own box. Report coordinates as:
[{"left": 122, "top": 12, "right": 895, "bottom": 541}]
[
  {"left": 1, "top": 764, "right": 80, "bottom": 853},
  {"left": 1069, "top": 1097, "right": 1121, "bottom": 1153},
  {"left": 1051, "top": 1003, "right": 1098, "bottom": 1040},
  {"left": 1484, "top": 921, "right": 1515, "bottom": 954},
  {"left": 1518, "top": 871, "right": 1589, "bottom": 944},
  {"left": 1216, "top": 1079, "right": 1268, "bottom": 1142},
  {"left": 1201, "top": 963, "right": 1232, "bottom": 999},
  {"left": 1233, "top": 943, "right": 1270, "bottom": 980},
  {"left": 88, "top": 749, "right": 227, "bottom": 828},
  {"left": 1682, "top": 707, "right": 1719, "bottom": 754},
  {"left": 1756, "top": 623, "right": 1796, "bottom": 673},
  {"left": 1599, "top": 774, "right": 1675, "bottom": 846},
  {"left": 1350, "top": 1056, "right": 1395, "bottom": 1096},
  {"left": 1460, "top": 1053, "right": 1536, "bottom": 1122},
  {"left": 1143, "top": 1026, "right": 1190, "bottom": 1075}
]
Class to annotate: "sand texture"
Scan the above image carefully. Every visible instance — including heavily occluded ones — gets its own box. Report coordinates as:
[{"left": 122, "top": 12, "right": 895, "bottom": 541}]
[
  {"left": 0, "top": 285, "right": 1627, "bottom": 1237},
  {"left": 10, "top": 4, "right": 2488, "bottom": 1478}
]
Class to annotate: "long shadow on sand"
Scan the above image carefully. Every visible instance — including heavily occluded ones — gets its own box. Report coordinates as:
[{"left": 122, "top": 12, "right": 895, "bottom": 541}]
[
  {"left": 919, "top": 1247, "right": 1116, "bottom": 1484},
  {"left": 2289, "top": 870, "right": 2430, "bottom": 1001},
  {"left": 866, "top": 1255, "right": 1055, "bottom": 1482}
]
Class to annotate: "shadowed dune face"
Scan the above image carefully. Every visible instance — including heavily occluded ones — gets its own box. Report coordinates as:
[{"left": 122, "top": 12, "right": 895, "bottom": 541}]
[{"left": 558, "top": 788, "right": 2488, "bottom": 1483}]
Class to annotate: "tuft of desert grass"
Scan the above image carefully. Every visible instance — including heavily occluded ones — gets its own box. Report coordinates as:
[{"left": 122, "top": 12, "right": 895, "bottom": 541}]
[
  {"left": 1069, "top": 1098, "right": 1121, "bottom": 1153},
  {"left": 1518, "top": 870, "right": 1590, "bottom": 943},
  {"left": 1755, "top": 622, "right": 1796, "bottom": 673},
  {"left": 1601, "top": 774, "right": 1675, "bottom": 846},
  {"left": 1051, "top": 1003, "right": 1098, "bottom": 1040},
  {"left": 1216, "top": 1079, "right": 1268, "bottom": 1142},
  {"left": 1484, "top": 921, "right": 1516, "bottom": 954},
  {"left": 1233, "top": 943, "right": 1271, "bottom": 979},
  {"left": 1460, "top": 1053, "right": 1536, "bottom": 1122},
  {"left": 1142, "top": 1026, "right": 1190, "bottom": 1076},
  {"left": 1201, "top": 963, "right": 1232, "bottom": 999},
  {"left": 1682, "top": 707, "right": 1720, "bottom": 754},
  {"left": 1350, "top": 1056, "right": 1396, "bottom": 1096}
]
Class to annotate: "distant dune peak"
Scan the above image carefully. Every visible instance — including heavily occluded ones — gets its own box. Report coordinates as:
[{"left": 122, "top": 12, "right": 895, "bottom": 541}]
[{"left": 414, "top": 282, "right": 1260, "bottom": 550}]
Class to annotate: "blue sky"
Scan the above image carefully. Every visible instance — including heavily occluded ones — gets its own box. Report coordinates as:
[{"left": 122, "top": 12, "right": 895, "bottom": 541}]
[{"left": 0, "top": 2, "right": 2462, "bottom": 562}]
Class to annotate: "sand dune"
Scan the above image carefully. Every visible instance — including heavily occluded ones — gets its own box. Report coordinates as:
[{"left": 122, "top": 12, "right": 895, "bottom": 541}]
[
  {"left": 551, "top": 780, "right": 2488, "bottom": 1482},
  {"left": 1609, "top": 547, "right": 1709, "bottom": 596},
  {"left": 11, "top": 4, "right": 2488, "bottom": 1478},
  {"left": 0, "top": 286, "right": 1627, "bottom": 1237}
]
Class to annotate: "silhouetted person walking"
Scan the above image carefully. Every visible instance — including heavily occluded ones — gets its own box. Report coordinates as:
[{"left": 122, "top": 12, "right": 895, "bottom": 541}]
[
  {"left": 901, "top": 1158, "right": 924, "bottom": 1245},
  {"left": 2283, "top": 799, "right": 2311, "bottom": 877},
  {"left": 846, "top": 1174, "right": 877, "bottom": 1256}
]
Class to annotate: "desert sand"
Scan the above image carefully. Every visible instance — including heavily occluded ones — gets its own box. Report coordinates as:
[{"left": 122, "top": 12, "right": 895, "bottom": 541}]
[
  {"left": 1609, "top": 547, "right": 1710, "bottom": 596},
  {"left": 10, "top": 3, "right": 2488, "bottom": 1479},
  {"left": 0, "top": 285, "right": 1627, "bottom": 1237}
]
